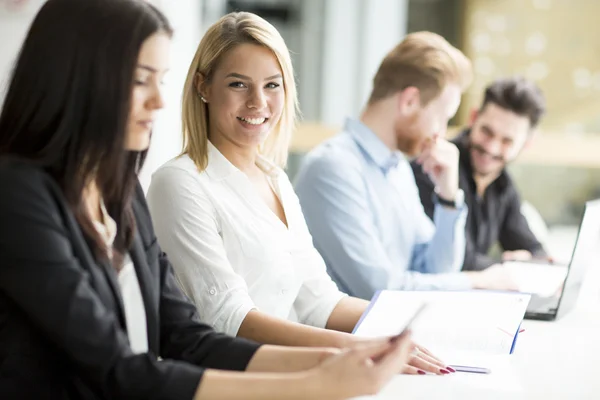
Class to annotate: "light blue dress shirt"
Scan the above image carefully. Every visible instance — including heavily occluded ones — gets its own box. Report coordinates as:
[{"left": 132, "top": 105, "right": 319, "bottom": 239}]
[{"left": 294, "top": 118, "right": 471, "bottom": 300}]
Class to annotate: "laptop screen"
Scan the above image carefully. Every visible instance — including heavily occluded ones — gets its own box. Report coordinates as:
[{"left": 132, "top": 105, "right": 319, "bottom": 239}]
[
  {"left": 521, "top": 199, "right": 600, "bottom": 318},
  {"left": 555, "top": 199, "right": 600, "bottom": 318}
]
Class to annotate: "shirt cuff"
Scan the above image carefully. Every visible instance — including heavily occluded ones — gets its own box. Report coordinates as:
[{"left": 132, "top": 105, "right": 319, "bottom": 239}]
[
  {"left": 433, "top": 202, "right": 468, "bottom": 244},
  {"left": 216, "top": 298, "right": 257, "bottom": 337},
  {"left": 433, "top": 202, "right": 467, "bottom": 222},
  {"left": 153, "top": 361, "right": 204, "bottom": 400},
  {"left": 201, "top": 335, "right": 263, "bottom": 371}
]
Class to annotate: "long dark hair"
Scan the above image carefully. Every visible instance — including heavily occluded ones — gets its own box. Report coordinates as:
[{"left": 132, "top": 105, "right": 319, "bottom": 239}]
[{"left": 0, "top": 0, "right": 172, "bottom": 266}]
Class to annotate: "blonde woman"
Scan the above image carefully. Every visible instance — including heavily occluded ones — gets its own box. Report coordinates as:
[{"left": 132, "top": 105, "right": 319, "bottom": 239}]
[{"left": 147, "top": 12, "right": 450, "bottom": 376}]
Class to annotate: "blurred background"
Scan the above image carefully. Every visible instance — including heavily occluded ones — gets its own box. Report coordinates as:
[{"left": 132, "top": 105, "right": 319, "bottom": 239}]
[{"left": 2, "top": 0, "right": 596, "bottom": 259}]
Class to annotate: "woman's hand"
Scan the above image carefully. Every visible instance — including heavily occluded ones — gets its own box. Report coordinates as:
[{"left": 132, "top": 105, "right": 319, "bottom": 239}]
[
  {"left": 308, "top": 332, "right": 414, "bottom": 399},
  {"left": 348, "top": 337, "right": 454, "bottom": 376},
  {"left": 402, "top": 343, "right": 455, "bottom": 375}
]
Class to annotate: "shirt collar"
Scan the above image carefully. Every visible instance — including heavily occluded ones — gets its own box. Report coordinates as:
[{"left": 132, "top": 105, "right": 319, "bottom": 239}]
[
  {"left": 206, "top": 140, "right": 280, "bottom": 181},
  {"left": 345, "top": 117, "right": 403, "bottom": 174},
  {"left": 93, "top": 200, "right": 117, "bottom": 248}
]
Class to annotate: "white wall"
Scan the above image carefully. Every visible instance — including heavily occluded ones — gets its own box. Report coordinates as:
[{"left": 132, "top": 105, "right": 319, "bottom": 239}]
[
  {"left": 0, "top": 1, "right": 46, "bottom": 107},
  {"left": 319, "top": 0, "right": 408, "bottom": 125},
  {"left": 139, "top": 0, "right": 203, "bottom": 191},
  {"left": 359, "top": 0, "right": 408, "bottom": 108}
]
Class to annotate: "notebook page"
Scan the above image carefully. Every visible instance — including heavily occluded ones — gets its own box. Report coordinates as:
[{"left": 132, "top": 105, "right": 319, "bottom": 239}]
[{"left": 354, "top": 291, "right": 530, "bottom": 354}]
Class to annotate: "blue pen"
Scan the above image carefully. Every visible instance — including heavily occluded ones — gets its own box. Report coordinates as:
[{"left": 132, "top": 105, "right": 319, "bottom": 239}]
[{"left": 448, "top": 365, "right": 491, "bottom": 374}]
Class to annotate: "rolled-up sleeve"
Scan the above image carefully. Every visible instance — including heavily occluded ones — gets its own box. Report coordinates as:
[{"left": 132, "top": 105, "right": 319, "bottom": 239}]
[
  {"left": 157, "top": 247, "right": 261, "bottom": 372},
  {"left": 147, "top": 167, "right": 256, "bottom": 336}
]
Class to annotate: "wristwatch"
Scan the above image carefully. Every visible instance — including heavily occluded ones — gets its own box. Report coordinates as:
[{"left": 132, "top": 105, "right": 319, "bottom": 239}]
[{"left": 433, "top": 189, "right": 465, "bottom": 209}]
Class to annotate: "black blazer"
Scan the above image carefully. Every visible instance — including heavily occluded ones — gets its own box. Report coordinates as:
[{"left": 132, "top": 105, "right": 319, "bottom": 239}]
[{"left": 0, "top": 160, "right": 260, "bottom": 400}]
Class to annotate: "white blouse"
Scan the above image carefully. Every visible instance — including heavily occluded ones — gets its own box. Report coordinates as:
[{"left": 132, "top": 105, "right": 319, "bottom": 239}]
[
  {"left": 93, "top": 204, "right": 148, "bottom": 354},
  {"left": 147, "top": 142, "right": 347, "bottom": 336}
]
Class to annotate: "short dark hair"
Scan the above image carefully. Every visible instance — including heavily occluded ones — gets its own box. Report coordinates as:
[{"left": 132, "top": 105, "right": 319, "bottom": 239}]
[
  {"left": 0, "top": 0, "right": 172, "bottom": 265},
  {"left": 480, "top": 77, "right": 546, "bottom": 129}
]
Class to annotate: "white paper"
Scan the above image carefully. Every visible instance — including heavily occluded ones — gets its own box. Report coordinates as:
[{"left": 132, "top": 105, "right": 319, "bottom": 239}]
[
  {"left": 504, "top": 262, "right": 568, "bottom": 297},
  {"left": 354, "top": 291, "right": 530, "bottom": 355}
]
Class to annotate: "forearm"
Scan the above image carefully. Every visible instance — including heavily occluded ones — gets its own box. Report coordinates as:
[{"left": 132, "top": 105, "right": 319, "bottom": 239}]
[
  {"left": 237, "top": 310, "right": 349, "bottom": 348},
  {"left": 245, "top": 345, "right": 336, "bottom": 373},
  {"left": 326, "top": 296, "right": 369, "bottom": 334},
  {"left": 194, "top": 369, "right": 315, "bottom": 400},
  {"left": 425, "top": 204, "right": 467, "bottom": 273}
]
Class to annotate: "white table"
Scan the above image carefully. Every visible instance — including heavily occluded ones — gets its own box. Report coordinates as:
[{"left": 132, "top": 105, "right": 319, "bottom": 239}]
[{"left": 359, "top": 266, "right": 600, "bottom": 400}]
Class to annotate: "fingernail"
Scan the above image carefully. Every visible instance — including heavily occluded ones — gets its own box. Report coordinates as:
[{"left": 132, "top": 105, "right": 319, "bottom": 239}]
[
  {"left": 440, "top": 369, "right": 450, "bottom": 374},
  {"left": 446, "top": 366, "right": 456, "bottom": 373},
  {"left": 418, "top": 370, "right": 426, "bottom": 375}
]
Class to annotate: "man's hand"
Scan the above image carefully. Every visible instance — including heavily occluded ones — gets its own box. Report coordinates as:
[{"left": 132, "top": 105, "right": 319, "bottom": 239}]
[
  {"left": 465, "top": 264, "right": 519, "bottom": 291},
  {"left": 415, "top": 137, "right": 460, "bottom": 201},
  {"left": 502, "top": 250, "right": 533, "bottom": 262}
]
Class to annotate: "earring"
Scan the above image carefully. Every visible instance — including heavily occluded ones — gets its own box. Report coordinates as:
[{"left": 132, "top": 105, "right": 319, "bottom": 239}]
[{"left": 198, "top": 93, "right": 207, "bottom": 103}]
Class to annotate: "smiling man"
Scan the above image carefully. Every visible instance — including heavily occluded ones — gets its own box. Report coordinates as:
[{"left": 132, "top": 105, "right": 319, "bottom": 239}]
[{"left": 411, "top": 77, "right": 548, "bottom": 271}]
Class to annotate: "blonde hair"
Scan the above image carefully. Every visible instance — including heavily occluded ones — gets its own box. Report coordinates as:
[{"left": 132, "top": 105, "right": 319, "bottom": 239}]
[
  {"left": 369, "top": 31, "right": 472, "bottom": 106},
  {"left": 181, "top": 12, "right": 298, "bottom": 170}
]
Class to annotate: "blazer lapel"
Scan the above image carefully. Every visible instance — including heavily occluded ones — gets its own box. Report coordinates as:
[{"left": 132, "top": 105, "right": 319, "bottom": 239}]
[
  {"left": 128, "top": 232, "right": 159, "bottom": 353},
  {"left": 66, "top": 210, "right": 128, "bottom": 331}
]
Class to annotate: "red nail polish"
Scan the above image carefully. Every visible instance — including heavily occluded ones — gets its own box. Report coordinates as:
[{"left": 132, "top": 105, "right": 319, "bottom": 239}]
[
  {"left": 418, "top": 370, "right": 426, "bottom": 375},
  {"left": 440, "top": 369, "right": 450, "bottom": 374},
  {"left": 446, "top": 366, "right": 456, "bottom": 373}
]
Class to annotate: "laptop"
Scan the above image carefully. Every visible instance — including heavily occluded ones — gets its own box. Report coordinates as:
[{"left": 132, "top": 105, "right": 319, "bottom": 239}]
[{"left": 514, "top": 199, "right": 600, "bottom": 321}]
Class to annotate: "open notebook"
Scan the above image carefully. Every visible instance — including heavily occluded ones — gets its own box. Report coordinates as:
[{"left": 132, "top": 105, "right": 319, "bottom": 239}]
[{"left": 353, "top": 290, "right": 531, "bottom": 355}]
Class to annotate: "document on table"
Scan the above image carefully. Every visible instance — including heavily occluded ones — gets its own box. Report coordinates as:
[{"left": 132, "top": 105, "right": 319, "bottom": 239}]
[{"left": 353, "top": 290, "right": 531, "bottom": 355}]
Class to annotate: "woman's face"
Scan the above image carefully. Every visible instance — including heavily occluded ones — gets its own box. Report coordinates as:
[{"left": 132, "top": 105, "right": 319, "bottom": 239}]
[
  {"left": 126, "top": 32, "right": 171, "bottom": 151},
  {"left": 201, "top": 43, "right": 285, "bottom": 150}
]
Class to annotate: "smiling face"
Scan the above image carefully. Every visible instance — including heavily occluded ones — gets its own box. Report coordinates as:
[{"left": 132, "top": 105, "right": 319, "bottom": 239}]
[
  {"left": 200, "top": 43, "right": 284, "bottom": 150},
  {"left": 126, "top": 32, "right": 170, "bottom": 151},
  {"left": 468, "top": 102, "right": 531, "bottom": 177}
]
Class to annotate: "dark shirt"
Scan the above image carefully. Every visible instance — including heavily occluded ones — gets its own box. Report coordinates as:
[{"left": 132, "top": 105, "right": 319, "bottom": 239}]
[
  {"left": 0, "top": 159, "right": 261, "bottom": 400},
  {"left": 410, "top": 129, "right": 547, "bottom": 271}
]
